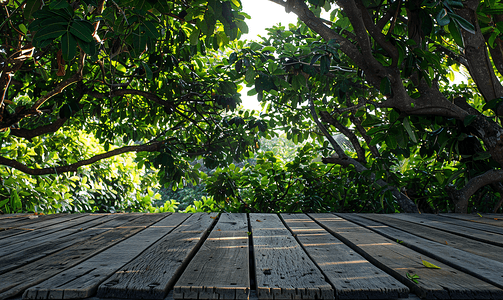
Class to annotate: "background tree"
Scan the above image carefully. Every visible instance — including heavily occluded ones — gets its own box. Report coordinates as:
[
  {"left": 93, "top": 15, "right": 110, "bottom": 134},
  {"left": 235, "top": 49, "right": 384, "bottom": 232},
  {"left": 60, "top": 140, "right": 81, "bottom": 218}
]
[
  {"left": 223, "top": 0, "right": 503, "bottom": 213},
  {"left": 0, "top": 0, "right": 270, "bottom": 212}
]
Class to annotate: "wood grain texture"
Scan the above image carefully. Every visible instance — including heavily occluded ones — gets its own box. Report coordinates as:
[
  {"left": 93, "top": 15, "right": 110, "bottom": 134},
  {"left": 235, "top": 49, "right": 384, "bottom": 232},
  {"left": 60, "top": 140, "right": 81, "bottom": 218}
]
[
  {"left": 281, "top": 213, "right": 409, "bottom": 299},
  {"left": 96, "top": 213, "right": 218, "bottom": 299},
  {"left": 415, "top": 214, "right": 503, "bottom": 236},
  {"left": 0, "top": 214, "right": 62, "bottom": 233},
  {"left": 0, "top": 214, "right": 88, "bottom": 244},
  {"left": 438, "top": 213, "right": 503, "bottom": 229},
  {"left": 250, "top": 213, "right": 334, "bottom": 300},
  {"left": 337, "top": 214, "right": 503, "bottom": 297},
  {"left": 0, "top": 214, "right": 125, "bottom": 273},
  {"left": 361, "top": 214, "right": 503, "bottom": 263},
  {"left": 314, "top": 213, "right": 503, "bottom": 299},
  {"left": 387, "top": 213, "right": 503, "bottom": 247},
  {"left": 23, "top": 213, "right": 185, "bottom": 300},
  {"left": 173, "top": 213, "right": 250, "bottom": 300},
  {"left": 0, "top": 213, "right": 163, "bottom": 300},
  {"left": 0, "top": 214, "right": 104, "bottom": 250}
]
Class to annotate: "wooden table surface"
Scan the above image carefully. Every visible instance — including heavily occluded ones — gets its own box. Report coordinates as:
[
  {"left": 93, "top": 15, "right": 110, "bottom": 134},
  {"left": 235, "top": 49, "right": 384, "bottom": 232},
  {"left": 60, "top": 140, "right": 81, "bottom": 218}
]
[{"left": 0, "top": 212, "right": 502, "bottom": 300}]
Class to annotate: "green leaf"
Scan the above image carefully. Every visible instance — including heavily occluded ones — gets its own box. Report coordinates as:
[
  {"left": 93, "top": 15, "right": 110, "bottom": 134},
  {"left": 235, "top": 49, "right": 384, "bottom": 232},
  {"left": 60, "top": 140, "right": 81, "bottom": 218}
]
[
  {"left": 385, "top": 134, "right": 398, "bottom": 149},
  {"left": 70, "top": 20, "right": 94, "bottom": 42},
  {"left": 422, "top": 258, "right": 441, "bottom": 269},
  {"left": 61, "top": 32, "right": 76, "bottom": 61},
  {"left": 463, "top": 115, "right": 477, "bottom": 127},
  {"left": 190, "top": 28, "right": 200, "bottom": 45},
  {"left": 49, "top": 0, "right": 70, "bottom": 9},
  {"left": 448, "top": 21, "right": 463, "bottom": 47},
  {"left": 143, "top": 21, "right": 160, "bottom": 39},
  {"left": 435, "top": 172, "right": 445, "bottom": 184},
  {"left": 403, "top": 117, "right": 417, "bottom": 143},
  {"left": 141, "top": 61, "right": 153, "bottom": 80},
  {"left": 284, "top": 43, "right": 296, "bottom": 53},
  {"left": 473, "top": 152, "right": 492, "bottom": 161},
  {"left": 24, "top": 0, "right": 43, "bottom": 19},
  {"left": 483, "top": 98, "right": 503, "bottom": 111},
  {"left": 380, "top": 77, "right": 392, "bottom": 96},
  {"left": 34, "top": 24, "right": 67, "bottom": 42},
  {"left": 320, "top": 55, "right": 330, "bottom": 75},
  {"left": 436, "top": 9, "right": 450, "bottom": 26},
  {"left": 245, "top": 68, "right": 256, "bottom": 83},
  {"left": 406, "top": 272, "right": 420, "bottom": 284},
  {"left": 231, "top": 0, "right": 241, "bottom": 7},
  {"left": 449, "top": 13, "right": 476, "bottom": 34}
]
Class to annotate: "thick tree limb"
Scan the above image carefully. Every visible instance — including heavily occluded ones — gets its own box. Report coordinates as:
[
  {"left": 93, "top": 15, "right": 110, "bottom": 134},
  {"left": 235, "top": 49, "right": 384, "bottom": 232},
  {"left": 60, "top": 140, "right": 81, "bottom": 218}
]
[
  {"left": 457, "top": 3, "right": 503, "bottom": 102},
  {"left": 446, "top": 169, "right": 503, "bottom": 213},
  {"left": 0, "top": 142, "right": 164, "bottom": 176},
  {"left": 269, "top": 0, "right": 364, "bottom": 69},
  {"left": 0, "top": 52, "right": 86, "bottom": 131},
  {"left": 10, "top": 118, "right": 69, "bottom": 141},
  {"left": 319, "top": 110, "right": 366, "bottom": 162},
  {"left": 354, "top": 0, "right": 398, "bottom": 65},
  {"left": 308, "top": 89, "right": 418, "bottom": 213}
]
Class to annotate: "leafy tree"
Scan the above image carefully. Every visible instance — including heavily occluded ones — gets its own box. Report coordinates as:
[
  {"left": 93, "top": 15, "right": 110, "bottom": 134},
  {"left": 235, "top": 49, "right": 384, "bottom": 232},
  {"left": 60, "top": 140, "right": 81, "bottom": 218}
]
[
  {"left": 0, "top": 0, "right": 268, "bottom": 212},
  {"left": 4, "top": 0, "right": 503, "bottom": 214},
  {"left": 225, "top": 0, "right": 503, "bottom": 213}
]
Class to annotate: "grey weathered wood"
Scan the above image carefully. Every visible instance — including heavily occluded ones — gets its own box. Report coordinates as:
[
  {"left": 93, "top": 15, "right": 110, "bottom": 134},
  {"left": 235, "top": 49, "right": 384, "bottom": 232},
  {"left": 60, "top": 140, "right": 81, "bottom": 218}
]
[
  {"left": 0, "top": 213, "right": 165, "bottom": 300},
  {"left": 337, "top": 214, "right": 503, "bottom": 293},
  {"left": 419, "top": 214, "right": 503, "bottom": 235},
  {"left": 0, "top": 214, "right": 103, "bottom": 249},
  {"left": 96, "top": 213, "right": 218, "bottom": 299},
  {"left": 361, "top": 214, "right": 503, "bottom": 263},
  {"left": 313, "top": 213, "right": 503, "bottom": 299},
  {"left": 0, "top": 213, "right": 30, "bottom": 220},
  {"left": 0, "top": 214, "right": 86, "bottom": 240},
  {"left": 23, "top": 213, "right": 186, "bottom": 299},
  {"left": 0, "top": 214, "right": 61, "bottom": 231},
  {"left": 173, "top": 213, "right": 250, "bottom": 300},
  {"left": 0, "top": 214, "right": 116, "bottom": 256},
  {"left": 250, "top": 213, "right": 334, "bottom": 300},
  {"left": 281, "top": 213, "right": 409, "bottom": 299},
  {"left": 0, "top": 214, "right": 138, "bottom": 274},
  {"left": 439, "top": 213, "right": 503, "bottom": 228},
  {"left": 388, "top": 213, "right": 503, "bottom": 247}
]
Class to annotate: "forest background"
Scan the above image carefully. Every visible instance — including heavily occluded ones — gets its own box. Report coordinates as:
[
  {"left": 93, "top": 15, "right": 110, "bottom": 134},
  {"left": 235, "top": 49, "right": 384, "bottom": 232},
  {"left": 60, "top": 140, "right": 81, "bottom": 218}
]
[{"left": 2, "top": 0, "right": 503, "bottom": 215}]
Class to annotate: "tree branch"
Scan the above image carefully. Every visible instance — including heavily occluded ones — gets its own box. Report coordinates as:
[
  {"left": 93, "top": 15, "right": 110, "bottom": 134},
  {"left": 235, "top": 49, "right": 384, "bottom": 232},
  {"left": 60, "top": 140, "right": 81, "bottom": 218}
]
[
  {"left": 446, "top": 169, "right": 503, "bottom": 213},
  {"left": 0, "top": 142, "right": 164, "bottom": 176},
  {"left": 319, "top": 110, "right": 366, "bottom": 162},
  {"left": 307, "top": 87, "right": 418, "bottom": 213}
]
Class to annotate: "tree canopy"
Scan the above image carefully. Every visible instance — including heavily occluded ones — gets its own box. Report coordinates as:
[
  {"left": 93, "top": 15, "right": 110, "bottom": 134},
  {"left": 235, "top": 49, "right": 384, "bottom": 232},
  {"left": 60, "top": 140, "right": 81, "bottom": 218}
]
[{"left": 2, "top": 0, "right": 503, "bottom": 214}]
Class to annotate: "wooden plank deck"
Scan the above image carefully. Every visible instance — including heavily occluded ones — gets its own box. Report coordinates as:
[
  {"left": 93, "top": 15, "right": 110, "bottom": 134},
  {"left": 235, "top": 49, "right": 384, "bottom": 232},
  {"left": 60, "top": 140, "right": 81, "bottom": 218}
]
[{"left": 0, "top": 213, "right": 501, "bottom": 300}]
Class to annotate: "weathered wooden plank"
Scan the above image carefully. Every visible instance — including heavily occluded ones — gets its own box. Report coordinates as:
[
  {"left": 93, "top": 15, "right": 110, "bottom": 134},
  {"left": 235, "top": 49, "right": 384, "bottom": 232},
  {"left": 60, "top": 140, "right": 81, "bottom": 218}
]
[
  {"left": 173, "top": 213, "right": 250, "bottom": 300},
  {"left": 337, "top": 213, "right": 503, "bottom": 295},
  {"left": 250, "top": 213, "right": 334, "bottom": 300},
  {"left": 281, "top": 213, "right": 409, "bottom": 299},
  {"left": 0, "top": 214, "right": 114, "bottom": 257},
  {"left": 388, "top": 213, "right": 503, "bottom": 247},
  {"left": 0, "top": 214, "right": 85, "bottom": 239},
  {"left": 0, "top": 213, "right": 164, "bottom": 300},
  {"left": 96, "top": 213, "right": 218, "bottom": 299},
  {"left": 0, "top": 214, "right": 137, "bottom": 274},
  {"left": 361, "top": 214, "right": 503, "bottom": 264},
  {"left": 416, "top": 214, "right": 503, "bottom": 236},
  {"left": 439, "top": 213, "right": 503, "bottom": 228},
  {"left": 0, "top": 213, "right": 30, "bottom": 220},
  {"left": 0, "top": 214, "right": 60, "bottom": 231},
  {"left": 23, "top": 213, "right": 186, "bottom": 300},
  {"left": 0, "top": 214, "right": 101, "bottom": 249},
  {"left": 312, "top": 213, "right": 503, "bottom": 299}
]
